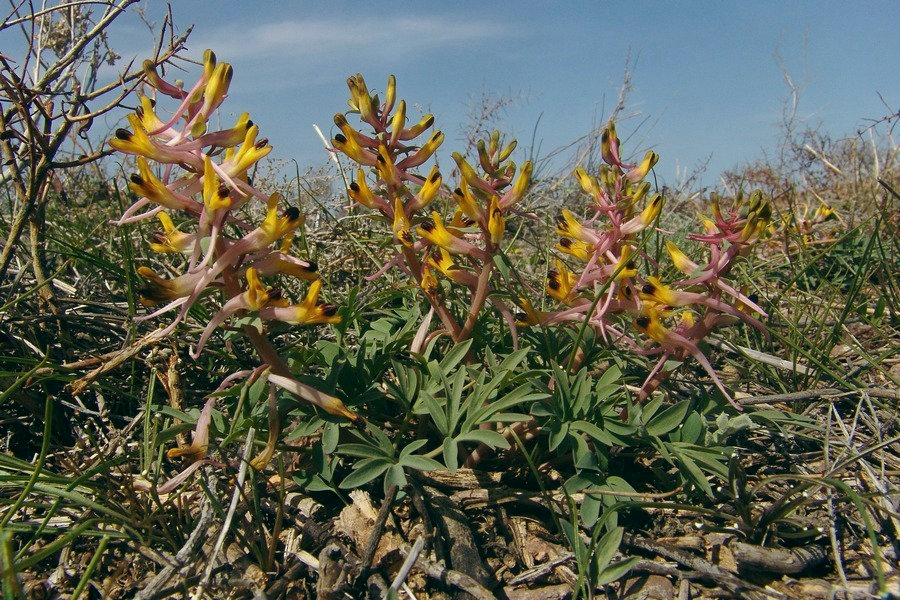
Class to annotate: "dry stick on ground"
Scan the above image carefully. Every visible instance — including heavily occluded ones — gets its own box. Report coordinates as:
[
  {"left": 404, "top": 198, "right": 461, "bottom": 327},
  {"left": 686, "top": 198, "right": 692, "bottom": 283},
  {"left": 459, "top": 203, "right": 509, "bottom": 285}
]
[
  {"left": 191, "top": 428, "right": 256, "bottom": 600},
  {"left": 728, "top": 541, "right": 828, "bottom": 574},
  {"left": 67, "top": 333, "right": 161, "bottom": 394},
  {"left": 423, "top": 485, "right": 497, "bottom": 595},
  {"left": 624, "top": 535, "right": 787, "bottom": 599},
  {"left": 134, "top": 472, "right": 218, "bottom": 600},
  {"left": 400, "top": 543, "right": 496, "bottom": 600},
  {"left": 738, "top": 387, "right": 900, "bottom": 406},
  {"left": 359, "top": 483, "right": 399, "bottom": 578},
  {"left": 389, "top": 536, "right": 425, "bottom": 594}
]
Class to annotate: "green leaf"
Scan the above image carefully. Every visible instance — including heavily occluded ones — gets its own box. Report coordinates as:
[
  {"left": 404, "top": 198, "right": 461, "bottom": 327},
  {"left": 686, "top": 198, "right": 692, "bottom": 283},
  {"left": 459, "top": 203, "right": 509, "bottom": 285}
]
[
  {"left": 368, "top": 424, "right": 395, "bottom": 454},
  {"left": 399, "top": 439, "right": 428, "bottom": 460},
  {"left": 339, "top": 458, "right": 392, "bottom": 489},
  {"left": 399, "top": 454, "right": 444, "bottom": 472},
  {"left": 440, "top": 339, "right": 473, "bottom": 375},
  {"left": 338, "top": 443, "right": 390, "bottom": 459},
  {"left": 571, "top": 420, "right": 616, "bottom": 447},
  {"left": 645, "top": 400, "right": 691, "bottom": 437},
  {"left": 468, "top": 385, "right": 547, "bottom": 428},
  {"left": 593, "top": 525, "right": 624, "bottom": 575},
  {"left": 675, "top": 453, "right": 714, "bottom": 499},
  {"left": 455, "top": 429, "right": 509, "bottom": 449},
  {"left": 442, "top": 438, "right": 458, "bottom": 473},
  {"left": 317, "top": 341, "right": 341, "bottom": 366},
  {"left": 548, "top": 422, "right": 569, "bottom": 452},
  {"left": 293, "top": 473, "right": 335, "bottom": 494},
  {"left": 560, "top": 519, "right": 587, "bottom": 564},
  {"left": 597, "top": 477, "right": 637, "bottom": 505},
  {"left": 679, "top": 411, "right": 704, "bottom": 444},
  {"left": 322, "top": 422, "right": 339, "bottom": 454},
  {"left": 580, "top": 495, "right": 601, "bottom": 528},
  {"left": 642, "top": 394, "right": 665, "bottom": 422},
  {"left": 421, "top": 393, "right": 448, "bottom": 434},
  {"left": 384, "top": 464, "right": 407, "bottom": 490},
  {"left": 594, "top": 557, "right": 638, "bottom": 587}
]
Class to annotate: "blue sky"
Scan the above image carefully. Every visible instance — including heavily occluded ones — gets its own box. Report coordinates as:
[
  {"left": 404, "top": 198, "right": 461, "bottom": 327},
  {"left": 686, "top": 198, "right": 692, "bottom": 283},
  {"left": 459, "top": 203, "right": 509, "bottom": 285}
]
[{"left": 99, "top": 1, "right": 897, "bottom": 188}]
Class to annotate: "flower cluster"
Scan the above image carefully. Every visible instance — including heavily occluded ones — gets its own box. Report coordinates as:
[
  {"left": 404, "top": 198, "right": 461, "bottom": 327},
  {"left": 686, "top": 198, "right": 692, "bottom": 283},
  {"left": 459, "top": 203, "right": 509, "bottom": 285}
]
[
  {"left": 332, "top": 75, "right": 532, "bottom": 344},
  {"left": 524, "top": 124, "right": 772, "bottom": 409},
  {"left": 778, "top": 202, "right": 837, "bottom": 245},
  {"left": 332, "top": 76, "right": 772, "bottom": 407},
  {"left": 109, "top": 51, "right": 361, "bottom": 473}
]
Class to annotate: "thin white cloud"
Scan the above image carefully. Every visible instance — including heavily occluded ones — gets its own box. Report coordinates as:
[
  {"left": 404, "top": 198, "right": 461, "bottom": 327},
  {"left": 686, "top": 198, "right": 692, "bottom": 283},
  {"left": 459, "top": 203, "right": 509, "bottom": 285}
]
[{"left": 190, "top": 16, "right": 510, "bottom": 64}]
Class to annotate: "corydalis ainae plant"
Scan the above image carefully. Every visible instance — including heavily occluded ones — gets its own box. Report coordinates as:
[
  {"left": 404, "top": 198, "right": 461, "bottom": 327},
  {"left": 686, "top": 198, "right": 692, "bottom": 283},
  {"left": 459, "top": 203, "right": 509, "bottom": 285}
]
[
  {"left": 332, "top": 74, "right": 532, "bottom": 346},
  {"left": 530, "top": 124, "right": 771, "bottom": 409},
  {"left": 110, "top": 51, "right": 362, "bottom": 475}
]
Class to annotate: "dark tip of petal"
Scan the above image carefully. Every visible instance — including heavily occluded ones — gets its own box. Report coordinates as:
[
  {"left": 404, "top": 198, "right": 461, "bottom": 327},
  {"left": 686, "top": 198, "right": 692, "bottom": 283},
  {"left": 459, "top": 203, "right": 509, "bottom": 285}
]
[
  {"left": 424, "top": 116, "right": 434, "bottom": 128},
  {"left": 246, "top": 119, "right": 254, "bottom": 128},
  {"left": 453, "top": 188, "right": 463, "bottom": 197},
  {"left": 515, "top": 312, "right": 527, "bottom": 321},
  {"left": 269, "top": 289, "right": 284, "bottom": 301},
  {"left": 115, "top": 128, "right": 132, "bottom": 140},
  {"left": 349, "top": 182, "right": 360, "bottom": 192},
  {"left": 420, "top": 222, "right": 435, "bottom": 233},
  {"left": 547, "top": 277, "right": 560, "bottom": 291},
  {"left": 217, "top": 185, "right": 230, "bottom": 198},
  {"left": 623, "top": 286, "right": 633, "bottom": 297},
  {"left": 559, "top": 238, "right": 573, "bottom": 248},
  {"left": 635, "top": 316, "right": 650, "bottom": 329},
  {"left": 305, "top": 261, "right": 318, "bottom": 272},
  {"left": 748, "top": 293, "right": 758, "bottom": 304},
  {"left": 321, "top": 305, "right": 338, "bottom": 317},
  {"left": 151, "top": 232, "right": 166, "bottom": 243},
  {"left": 400, "top": 231, "right": 413, "bottom": 244},
  {"left": 130, "top": 174, "right": 143, "bottom": 185},
  {"left": 333, "top": 133, "right": 347, "bottom": 144},
  {"left": 138, "top": 285, "right": 168, "bottom": 303},
  {"left": 334, "top": 113, "right": 347, "bottom": 127},
  {"left": 626, "top": 261, "right": 636, "bottom": 270},
  {"left": 135, "top": 107, "right": 144, "bottom": 118},
  {"left": 376, "top": 154, "right": 386, "bottom": 165},
  {"left": 255, "top": 138, "right": 269, "bottom": 149},
  {"left": 642, "top": 283, "right": 655, "bottom": 295},
  {"left": 555, "top": 215, "right": 567, "bottom": 228},
  {"left": 284, "top": 207, "right": 301, "bottom": 221},
  {"left": 430, "top": 171, "right": 441, "bottom": 183}
]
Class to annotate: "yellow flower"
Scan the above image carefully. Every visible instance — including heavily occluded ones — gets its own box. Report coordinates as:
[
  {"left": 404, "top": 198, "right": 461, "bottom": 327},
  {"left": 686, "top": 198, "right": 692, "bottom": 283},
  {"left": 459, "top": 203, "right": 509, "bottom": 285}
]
[
  {"left": 633, "top": 307, "right": 669, "bottom": 344},
  {"left": 556, "top": 209, "right": 599, "bottom": 244},
  {"left": 556, "top": 238, "right": 593, "bottom": 262},
  {"left": 225, "top": 125, "right": 272, "bottom": 179},
  {"left": 409, "top": 166, "right": 442, "bottom": 211},
  {"left": 487, "top": 196, "right": 505, "bottom": 245},
  {"left": 392, "top": 197, "right": 413, "bottom": 247},
  {"left": 149, "top": 212, "right": 194, "bottom": 253},
  {"left": 260, "top": 279, "right": 341, "bottom": 325},
  {"left": 128, "top": 157, "right": 198, "bottom": 212},
  {"left": 546, "top": 259, "right": 577, "bottom": 303},
  {"left": 417, "top": 212, "right": 486, "bottom": 258},
  {"left": 665, "top": 241, "right": 699, "bottom": 276}
]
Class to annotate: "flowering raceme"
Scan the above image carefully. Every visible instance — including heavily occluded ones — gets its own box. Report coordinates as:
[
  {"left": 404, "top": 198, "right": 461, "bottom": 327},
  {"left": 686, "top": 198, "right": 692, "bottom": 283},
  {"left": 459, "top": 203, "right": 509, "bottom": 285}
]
[
  {"left": 523, "top": 124, "right": 772, "bottom": 409},
  {"left": 331, "top": 74, "right": 532, "bottom": 345},
  {"left": 110, "top": 51, "right": 361, "bottom": 476}
]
